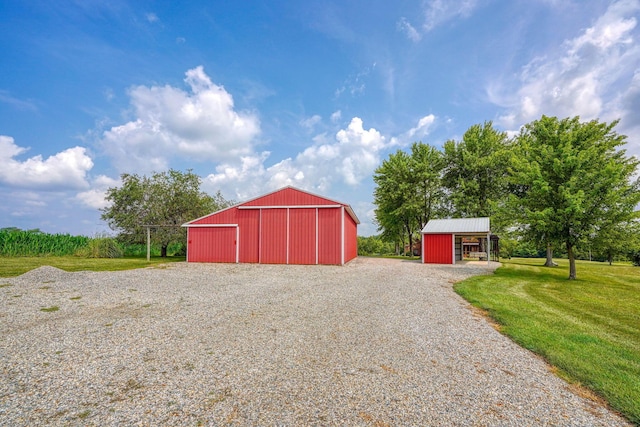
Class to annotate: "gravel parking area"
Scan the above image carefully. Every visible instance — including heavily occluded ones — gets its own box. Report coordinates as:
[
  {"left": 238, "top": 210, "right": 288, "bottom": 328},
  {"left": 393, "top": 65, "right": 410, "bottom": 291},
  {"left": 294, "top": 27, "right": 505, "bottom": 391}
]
[{"left": 0, "top": 257, "right": 629, "bottom": 426}]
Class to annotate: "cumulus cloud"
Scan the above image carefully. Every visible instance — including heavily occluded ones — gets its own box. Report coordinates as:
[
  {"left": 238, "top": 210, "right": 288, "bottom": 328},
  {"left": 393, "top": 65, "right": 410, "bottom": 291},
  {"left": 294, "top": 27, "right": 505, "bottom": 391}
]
[
  {"left": 100, "top": 66, "right": 260, "bottom": 173},
  {"left": 0, "top": 135, "right": 93, "bottom": 190},
  {"left": 489, "top": 0, "right": 640, "bottom": 135},
  {"left": 204, "top": 117, "right": 389, "bottom": 200},
  {"left": 76, "top": 175, "right": 121, "bottom": 209}
]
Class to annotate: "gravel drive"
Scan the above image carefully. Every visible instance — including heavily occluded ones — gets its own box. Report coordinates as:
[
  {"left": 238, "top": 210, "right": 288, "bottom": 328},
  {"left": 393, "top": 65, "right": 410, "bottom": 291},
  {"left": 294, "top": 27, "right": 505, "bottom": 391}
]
[{"left": 0, "top": 257, "right": 629, "bottom": 426}]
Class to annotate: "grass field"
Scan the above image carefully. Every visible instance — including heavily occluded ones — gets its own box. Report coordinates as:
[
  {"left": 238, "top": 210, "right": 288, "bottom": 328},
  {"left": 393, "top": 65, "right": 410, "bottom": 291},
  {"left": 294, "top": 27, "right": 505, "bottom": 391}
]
[
  {"left": 454, "top": 258, "right": 640, "bottom": 425},
  {"left": 0, "top": 256, "right": 185, "bottom": 278}
]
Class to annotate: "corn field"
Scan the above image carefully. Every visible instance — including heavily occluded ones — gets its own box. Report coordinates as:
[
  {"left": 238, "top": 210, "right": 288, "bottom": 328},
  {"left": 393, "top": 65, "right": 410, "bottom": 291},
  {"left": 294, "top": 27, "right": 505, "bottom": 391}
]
[{"left": 0, "top": 228, "right": 90, "bottom": 256}]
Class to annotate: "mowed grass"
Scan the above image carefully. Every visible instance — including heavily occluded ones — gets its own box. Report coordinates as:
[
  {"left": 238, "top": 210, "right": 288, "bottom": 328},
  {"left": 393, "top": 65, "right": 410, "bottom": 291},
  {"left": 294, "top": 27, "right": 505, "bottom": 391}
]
[
  {"left": 455, "top": 258, "right": 640, "bottom": 424},
  {"left": 0, "top": 256, "right": 185, "bottom": 278}
]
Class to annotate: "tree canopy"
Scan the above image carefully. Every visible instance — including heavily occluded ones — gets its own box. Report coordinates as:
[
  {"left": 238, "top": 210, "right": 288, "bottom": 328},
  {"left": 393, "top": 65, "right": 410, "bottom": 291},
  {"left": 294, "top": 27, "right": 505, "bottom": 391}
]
[
  {"left": 373, "top": 142, "right": 445, "bottom": 253},
  {"left": 510, "top": 116, "right": 640, "bottom": 279},
  {"left": 101, "top": 169, "right": 232, "bottom": 257},
  {"left": 372, "top": 116, "right": 640, "bottom": 277},
  {"left": 443, "top": 121, "right": 511, "bottom": 219}
]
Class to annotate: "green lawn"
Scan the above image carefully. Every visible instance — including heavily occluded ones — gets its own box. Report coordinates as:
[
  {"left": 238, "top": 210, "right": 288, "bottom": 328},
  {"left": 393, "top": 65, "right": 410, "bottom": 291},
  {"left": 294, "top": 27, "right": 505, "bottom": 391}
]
[
  {"left": 0, "top": 256, "right": 185, "bottom": 278},
  {"left": 455, "top": 258, "right": 640, "bottom": 425}
]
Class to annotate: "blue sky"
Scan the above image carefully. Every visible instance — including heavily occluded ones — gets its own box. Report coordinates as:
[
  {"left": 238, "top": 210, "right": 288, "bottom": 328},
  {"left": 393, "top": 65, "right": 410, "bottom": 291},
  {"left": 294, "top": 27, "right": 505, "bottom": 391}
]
[{"left": 1, "top": 0, "right": 639, "bottom": 236}]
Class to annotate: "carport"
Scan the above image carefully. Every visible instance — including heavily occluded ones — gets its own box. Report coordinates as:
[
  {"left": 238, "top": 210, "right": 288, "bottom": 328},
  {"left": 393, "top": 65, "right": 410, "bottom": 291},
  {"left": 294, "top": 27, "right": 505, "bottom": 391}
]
[{"left": 421, "top": 217, "right": 495, "bottom": 265}]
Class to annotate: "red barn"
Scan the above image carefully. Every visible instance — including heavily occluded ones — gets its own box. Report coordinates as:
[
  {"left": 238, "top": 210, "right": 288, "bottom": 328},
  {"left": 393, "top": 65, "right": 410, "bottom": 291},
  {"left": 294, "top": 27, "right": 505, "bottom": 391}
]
[
  {"left": 421, "top": 217, "right": 492, "bottom": 265},
  {"left": 182, "top": 186, "right": 359, "bottom": 265}
]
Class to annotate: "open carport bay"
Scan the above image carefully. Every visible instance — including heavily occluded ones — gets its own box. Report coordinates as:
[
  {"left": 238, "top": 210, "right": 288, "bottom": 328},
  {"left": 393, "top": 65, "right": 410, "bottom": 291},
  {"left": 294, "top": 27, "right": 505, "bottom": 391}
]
[{"left": 0, "top": 258, "right": 629, "bottom": 426}]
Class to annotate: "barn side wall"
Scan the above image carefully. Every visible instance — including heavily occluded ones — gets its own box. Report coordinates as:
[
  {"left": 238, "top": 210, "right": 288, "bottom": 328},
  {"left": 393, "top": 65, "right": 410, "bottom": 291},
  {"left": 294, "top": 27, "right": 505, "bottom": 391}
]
[{"left": 344, "top": 210, "right": 358, "bottom": 263}]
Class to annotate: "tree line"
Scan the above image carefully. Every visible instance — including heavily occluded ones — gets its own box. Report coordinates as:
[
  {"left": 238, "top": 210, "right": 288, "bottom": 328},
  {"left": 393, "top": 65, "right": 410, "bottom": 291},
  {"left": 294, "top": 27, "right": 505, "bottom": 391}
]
[{"left": 373, "top": 116, "right": 640, "bottom": 279}]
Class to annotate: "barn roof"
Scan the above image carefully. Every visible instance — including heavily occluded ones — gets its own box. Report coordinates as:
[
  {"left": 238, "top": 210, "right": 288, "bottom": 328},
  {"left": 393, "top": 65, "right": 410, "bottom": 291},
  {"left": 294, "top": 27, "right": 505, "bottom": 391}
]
[
  {"left": 183, "top": 186, "right": 360, "bottom": 226},
  {"left": 421, "top": 217, "right": 490, "bottom": 234}
]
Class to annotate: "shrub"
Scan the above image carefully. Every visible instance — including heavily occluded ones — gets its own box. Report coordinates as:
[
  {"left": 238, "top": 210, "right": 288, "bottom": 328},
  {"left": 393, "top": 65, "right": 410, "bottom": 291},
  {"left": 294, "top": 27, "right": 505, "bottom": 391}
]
[{"left": 76, "top": 236, "right": 123, "bottom": 258}]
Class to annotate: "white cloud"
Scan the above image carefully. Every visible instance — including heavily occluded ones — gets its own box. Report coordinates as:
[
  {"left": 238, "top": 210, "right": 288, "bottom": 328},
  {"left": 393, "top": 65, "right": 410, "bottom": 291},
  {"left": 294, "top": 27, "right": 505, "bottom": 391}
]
[
  {"left": 397, "top": 17, "right": 421, "bottom": 42},
  {"left": 204, "top": 117, "right": 390, "bottom": 200},
  {"left": 0, "top": 90, "right": 37, "bottom": 111},
  {"left": 331, "top": 110, "right": 342, "bottom": 123},
  {"left": 146, "top": 12, "right": 159, "bottom": 23},
  {"left": 423, "top": 0, "right": 479, "bottom": 31},
  {"left": 406, "top": 114, "right": 436, "bottom": 139},
  {"left": 76, "top": 175, "right": 121, "bottom": 210},
  {"left": 0, "top": 136, "right": 93, "bottom": 190},
  {"left": 490, "top": 0, "right": 640, "bottom": 134},
  {"left": 100, "top": 66, "right": 260, "bottom": 173},
  {"left": 399, "top": 0, "right": 480, "bottom": 40},
  {"left": 300, "top": 114, "right": 322, "bottom": 129}
]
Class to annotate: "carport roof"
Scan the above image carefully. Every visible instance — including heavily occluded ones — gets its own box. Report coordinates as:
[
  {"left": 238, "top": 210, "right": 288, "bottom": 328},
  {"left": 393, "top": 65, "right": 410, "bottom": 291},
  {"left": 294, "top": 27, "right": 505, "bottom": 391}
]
[{"left": 421, "top": 217, "right": 490, "bottom": 234}]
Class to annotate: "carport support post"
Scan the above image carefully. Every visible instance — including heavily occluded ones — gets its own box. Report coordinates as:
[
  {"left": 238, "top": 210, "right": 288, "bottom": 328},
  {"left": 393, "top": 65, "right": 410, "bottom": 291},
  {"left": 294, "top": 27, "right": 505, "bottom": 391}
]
[
  {"left": 487, "top": 232, "right": 490, "bottom": 266},
  {"left": 146, "top": 226, "right": 151, "bottom": 262}
]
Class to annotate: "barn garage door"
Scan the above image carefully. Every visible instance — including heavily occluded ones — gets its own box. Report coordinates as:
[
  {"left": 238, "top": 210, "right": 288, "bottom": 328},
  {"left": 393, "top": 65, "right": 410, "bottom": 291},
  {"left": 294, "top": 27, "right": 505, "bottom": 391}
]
[
  {"left": 188, "top": 227, "right": 237, "bottom": 263},
  {"left": 423, "top": 234, "right": 453, "bottom": 264},
  {"left": 260, "top": 209, "right": 287, "bottom": 264},
  {"left": 289, "top": 208, "right": 316, "bottom": 265}
]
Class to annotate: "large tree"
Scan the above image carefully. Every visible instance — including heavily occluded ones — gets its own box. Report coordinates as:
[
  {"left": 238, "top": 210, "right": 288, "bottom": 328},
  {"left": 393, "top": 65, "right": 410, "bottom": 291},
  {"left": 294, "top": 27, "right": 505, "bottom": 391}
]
[
  {"left": 443, "top": 121, "right": 511, "bottom": 220},
  {"left": 374, "top": 142, "right": 446, "bottom": 252},
  {"left": 101, "top": 169, "right": 231, "bottom": 257},
  {"left": 511, "top": 116, "right": 640, "bottom": 279},
  {"left": 374, "top": 149, "right": 416, "bottom": 253}
]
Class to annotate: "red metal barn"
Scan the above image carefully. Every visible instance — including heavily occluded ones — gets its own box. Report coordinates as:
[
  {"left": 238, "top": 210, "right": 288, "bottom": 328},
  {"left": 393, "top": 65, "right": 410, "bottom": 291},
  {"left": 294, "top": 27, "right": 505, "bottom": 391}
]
[
  {"left": 421, "top": 217, "right": 492, "bottom": 265},
  {"left": 182, "top": 186, "right": 359, "bottom": 265}
]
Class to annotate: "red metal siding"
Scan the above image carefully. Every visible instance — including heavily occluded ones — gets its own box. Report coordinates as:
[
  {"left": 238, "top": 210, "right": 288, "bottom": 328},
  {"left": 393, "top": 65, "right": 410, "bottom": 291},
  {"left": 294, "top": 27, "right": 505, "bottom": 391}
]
[
  {"left": 318, "top": 208, "right": 341, "bottom": 265},
  {"left": 237, "top": 209, "right": 259, "bottom": 263},
  {"left": 185, "top": 187, "right": 358, "bottom": 265},
  {"left": 289, "top": 208, "right": 316, "bottom": 264},
  {"left": 344, "top": 211, "right": 357, "bottom": 263},
  {"left": 260, "top": 209, "right": 288, "bottom": 264},
  {"left": 423, "top": 234, "right": 453, "bottom": 264},
  {"left": 244, "top": 187, "right": 337, "bottom": 206},
  {"left": 191, "top": 207, "right": 238, "bottom": 224},
  {"left": 188, "top": 227, "right": 236, "bottom": 263}
]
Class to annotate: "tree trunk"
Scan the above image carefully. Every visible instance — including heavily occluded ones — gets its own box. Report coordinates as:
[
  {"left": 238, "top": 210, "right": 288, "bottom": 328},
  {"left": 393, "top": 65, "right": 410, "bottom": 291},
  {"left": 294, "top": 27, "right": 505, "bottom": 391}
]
[
  {"left": 567, "top": 242, "right": 577, "bottom": 280},
  {"left": 544, "top": 242, "right": 557, "bottom": 267},
  {"left": 161, "top": 244, "right": 168, "bottom": 258}
]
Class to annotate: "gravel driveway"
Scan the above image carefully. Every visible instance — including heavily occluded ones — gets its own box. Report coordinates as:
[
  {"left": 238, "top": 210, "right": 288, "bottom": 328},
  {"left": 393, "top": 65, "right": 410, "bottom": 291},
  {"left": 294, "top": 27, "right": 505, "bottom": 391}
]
[{"left": 0, "top": 257, "right": 629, "bottom": 426}]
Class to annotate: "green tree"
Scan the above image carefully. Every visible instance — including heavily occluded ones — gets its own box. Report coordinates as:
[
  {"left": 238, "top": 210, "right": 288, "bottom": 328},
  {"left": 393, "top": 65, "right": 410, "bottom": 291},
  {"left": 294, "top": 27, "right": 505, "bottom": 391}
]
[
  {"left": 357, "top": 235, "right": 382, "bottom": 256},
  {"left": 590, "top": 214, "right": 640, "bottom": 265},
  {"left": 443, "top": 121, "right": 511, "bottom": 220},
  {"left": 511, "top": 116, "right": 640, "bottom": 279},
  {"left": 410, "top": 142, "right": 447, "bottom": 229},
  {"left": 374, "top": 149, "right": 416, "bottom": 252},
  {"left": 101, "top": 169, "right": 232, "bottom": 257},
  {"left": 373, "top": 142, "right": 446, "bottom": 252}
]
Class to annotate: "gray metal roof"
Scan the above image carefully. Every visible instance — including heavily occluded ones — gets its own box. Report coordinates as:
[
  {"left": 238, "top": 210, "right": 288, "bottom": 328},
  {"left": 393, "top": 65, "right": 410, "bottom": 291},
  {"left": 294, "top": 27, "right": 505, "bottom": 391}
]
[{"left": 421, "top": 217, "right": 490, "bottom": 234}]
